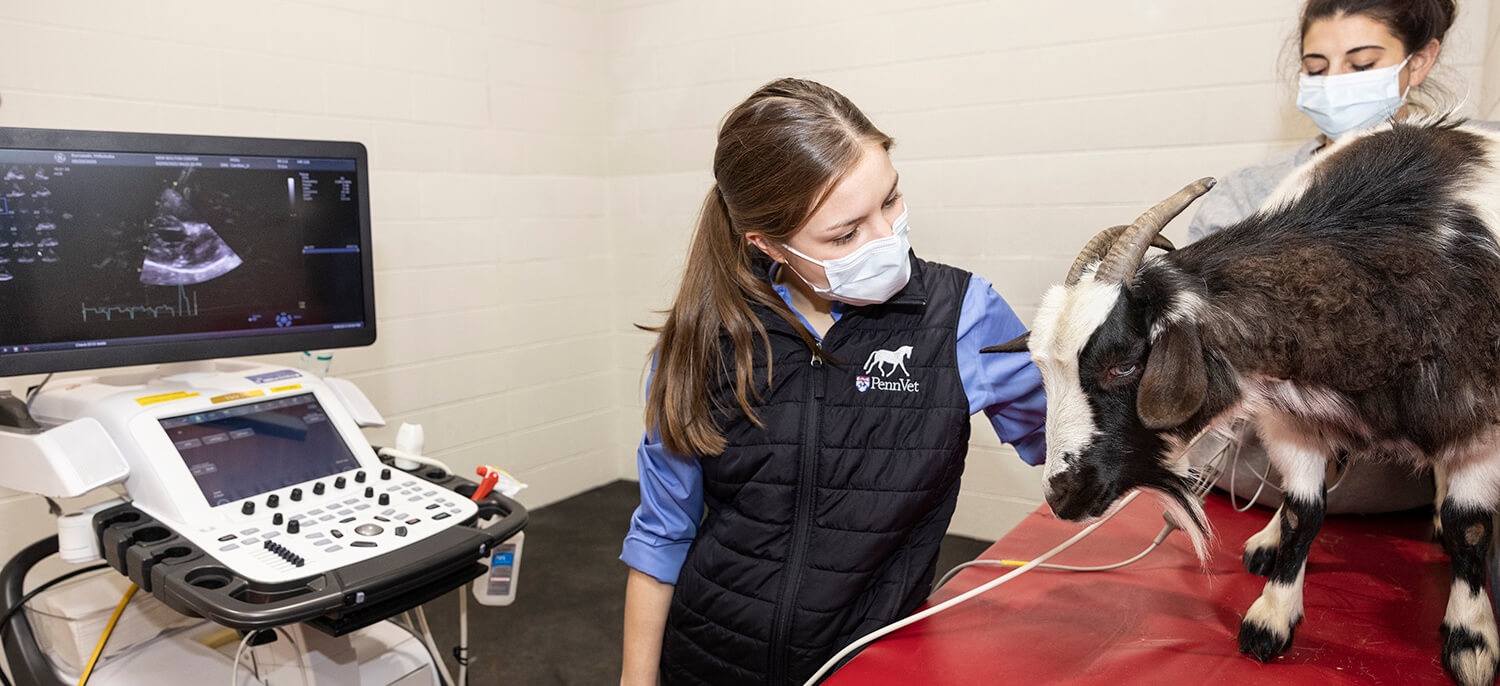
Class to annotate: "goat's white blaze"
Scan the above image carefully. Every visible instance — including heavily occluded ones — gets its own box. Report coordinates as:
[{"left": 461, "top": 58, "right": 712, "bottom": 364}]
[{"left": 1027, "top": 276, "right": 1123, "bottom": 491}]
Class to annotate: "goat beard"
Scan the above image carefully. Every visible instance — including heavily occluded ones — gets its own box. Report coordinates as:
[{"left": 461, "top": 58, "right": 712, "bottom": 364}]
[{"left": 1142, "top": 478, "right": 1214, "bottom": 566}]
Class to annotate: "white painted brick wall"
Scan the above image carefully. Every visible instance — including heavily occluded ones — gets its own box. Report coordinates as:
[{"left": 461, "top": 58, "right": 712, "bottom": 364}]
[{"left": 1487, "top": 0, "right": 1500, "bottom": 119}]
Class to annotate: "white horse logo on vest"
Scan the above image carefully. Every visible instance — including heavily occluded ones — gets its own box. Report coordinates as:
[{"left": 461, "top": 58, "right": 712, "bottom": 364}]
[{"left": 863, "top": 345, "right": 913, "bottom": 377}]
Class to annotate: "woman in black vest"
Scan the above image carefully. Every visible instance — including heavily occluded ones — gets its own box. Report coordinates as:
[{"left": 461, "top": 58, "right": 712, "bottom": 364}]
[{"left": 620, "top": 78, "right": 1047, "bottom": 686}]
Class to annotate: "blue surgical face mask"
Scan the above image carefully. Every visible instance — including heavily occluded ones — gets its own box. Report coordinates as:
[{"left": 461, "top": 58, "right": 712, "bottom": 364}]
[
  {"left": 1296, "top": 57, "right": 1411, "bottom": 140},
  {"left": 780, "top": 206, "right": 912, "bottom": 306}
]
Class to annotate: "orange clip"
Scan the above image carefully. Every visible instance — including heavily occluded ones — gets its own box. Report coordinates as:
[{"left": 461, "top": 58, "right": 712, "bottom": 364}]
[{"left": 472, "top": 466, "right": 500, "bottom": 501}]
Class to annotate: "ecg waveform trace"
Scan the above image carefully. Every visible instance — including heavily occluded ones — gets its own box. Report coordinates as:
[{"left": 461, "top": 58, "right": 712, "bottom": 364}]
[{"left": 82, "top": 285, "right": 200, "bottom": 322}]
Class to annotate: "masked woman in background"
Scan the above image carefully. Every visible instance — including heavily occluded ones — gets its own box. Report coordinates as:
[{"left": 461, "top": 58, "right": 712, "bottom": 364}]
[{"left": 1188, "top": 0, "right": 1500, "bottom": 515}]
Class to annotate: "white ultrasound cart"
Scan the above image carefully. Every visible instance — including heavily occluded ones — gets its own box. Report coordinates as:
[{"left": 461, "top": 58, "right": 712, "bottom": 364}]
[
  {"left": 0, "top": 126, "right": 527, "bottom": 685},
  {"left": 3, "top": 361, "right": 526, "bottom": 684}
]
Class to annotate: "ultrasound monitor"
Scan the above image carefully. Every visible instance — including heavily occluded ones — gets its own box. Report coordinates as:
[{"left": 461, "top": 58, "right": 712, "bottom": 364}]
[{"left": 0, "top": 127, "right": 375, "bottom": 377}]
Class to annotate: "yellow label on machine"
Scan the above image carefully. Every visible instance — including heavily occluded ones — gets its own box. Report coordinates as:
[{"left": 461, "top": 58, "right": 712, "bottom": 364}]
[
  {"left": 210, "top": 390, "right": 265, "bottom": 404},
  {"left": 134, "top": 391, "right": 200, "bottom": 407},
  {"left": 270, "top": 384, "right": 303, "bottom": 393}
]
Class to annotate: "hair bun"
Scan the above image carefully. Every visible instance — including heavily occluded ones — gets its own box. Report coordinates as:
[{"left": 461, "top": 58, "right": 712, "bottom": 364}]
[{"left": 1300, "top": 0, "right": 1458, "bottom": 54}]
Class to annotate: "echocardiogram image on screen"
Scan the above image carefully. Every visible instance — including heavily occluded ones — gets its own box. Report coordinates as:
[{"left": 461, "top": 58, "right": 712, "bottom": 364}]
[{"left": 0, "top": 129, "right": 375, "bottom": 375}]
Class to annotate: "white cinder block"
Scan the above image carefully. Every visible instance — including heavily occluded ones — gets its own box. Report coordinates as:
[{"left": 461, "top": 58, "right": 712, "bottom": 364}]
[
  {"left": 511, "top": 449, "right": 622, "bottom": 511},
  {"left": 491, "top": 83, "right": 603, "bottom": 134},
  {"left": 729, "top": 17, "right": 897, "bottom": 82},
  {"left": 489, "top": 40, "right": 603, "bottom": 93},
  {"left": 262, "top": 1, "right": 368, "bottom": 62},
  {"left": 419, "top": 172, "right": 499, "bottom": 219},
  {"left": 503, "top": 335, "right": 616, "bottom": 390},
  {"left": 492, "top": 176, "right": 607, "bottom": 219},
  {"left": 369, "top": 171, "right": 428, "bottom": 223},
  {"left": 501, "top": 256, "right": 613, "bottom": 302},
  {"left": 946, "top": 491, "right": 1042, "bottom": 542},
  {"left": 218, "top": 51, "right": 328, "bottom": 115},
  {"left": 482, "top": 0, "right": 604, "bottom": 54},
  {"left": 0, "top": 92, "right": 161, "bottom": 134},
  {"left": 503, "top": 410, "right": 617, "bottom": 473},
  {"left": 412, "top": 0, "right": 485, "bottom": 31},
  {"left": 504, "top": 298, "right": 613, "bottom": 348},
  {"left": 368, "top": 122, "right": 458, "bottom": 171},
  {"left": 305, "top": 0, "right": 407, "bottom": 20},
  {"left": 413, "top": 76, "right": 491, "bottom": 128},
  {"left": 507, "top": 374, "right": 615, "bottom": 430},
  {"left": 324, "top": 64, "right": 415, "bottom": 121},
  {"left": 273, "top": 113, "right": 378, "bottom": 145},
  {"left": 376, "top": 264, "right": 503, "bottom": 320},
  {"left": 363, "top": 15, "right": 458, "bottom": 76}
]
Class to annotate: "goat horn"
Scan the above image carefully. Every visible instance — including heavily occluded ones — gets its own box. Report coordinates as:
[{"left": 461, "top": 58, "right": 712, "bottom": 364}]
[
  {"left": 1066, "top": 227, "right": 1181, "bottom": 286},
  {"left": 1092, "top": 177, "right": 1215, "bottom": 286}
]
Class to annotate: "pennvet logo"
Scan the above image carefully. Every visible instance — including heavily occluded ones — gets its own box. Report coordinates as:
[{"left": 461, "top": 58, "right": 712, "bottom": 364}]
[{"left": 855, "top": 345, "right": 920, "bottom": 393}]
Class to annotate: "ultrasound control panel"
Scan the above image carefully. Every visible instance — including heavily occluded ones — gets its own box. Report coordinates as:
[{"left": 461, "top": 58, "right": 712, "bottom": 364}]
[
  {"left": 29, "top": 359, "right": 479, "bottom": 585},
  {"left": 207, "top": 467, "right": 476, "bottom": 582}
]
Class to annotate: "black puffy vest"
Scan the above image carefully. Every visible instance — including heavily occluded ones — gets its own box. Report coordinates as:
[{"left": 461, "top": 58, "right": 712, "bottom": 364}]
[{"left": 662, "top": 256, "right": 974, "bottom": 685}]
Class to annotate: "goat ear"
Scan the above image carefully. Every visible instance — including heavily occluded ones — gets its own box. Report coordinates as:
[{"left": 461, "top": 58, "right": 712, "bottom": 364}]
[
  {"left": 981, "top": 332, "right": 1030, "bottom": 354},
  {"left": 1137, "top": 322, "right": 1206, "bottom": 429}
]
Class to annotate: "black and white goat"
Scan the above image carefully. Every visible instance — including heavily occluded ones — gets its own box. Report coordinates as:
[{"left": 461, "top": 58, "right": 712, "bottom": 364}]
[{"left": 985, "top": 120, "right": 1500, "bottom": 685}]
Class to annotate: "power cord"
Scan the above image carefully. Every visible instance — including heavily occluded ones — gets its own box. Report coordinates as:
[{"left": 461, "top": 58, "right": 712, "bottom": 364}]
[
  {"left": 75, "top": 583, "right": 136, "bottom": 685},
  {"left": 933, "top": 524, "right": 1174, "bottom": 590},
  {"left": 25, "top": 373, "right": 53, "bottom": 411},
  {"left": 0, "top": 563, "right": 110, "bottom": 686},
  {"left": 227, "top": 627, "right": 310, "bottom": 686},
  {"left": 802, "top": 490, "right": 1143, "bottom": 686}
]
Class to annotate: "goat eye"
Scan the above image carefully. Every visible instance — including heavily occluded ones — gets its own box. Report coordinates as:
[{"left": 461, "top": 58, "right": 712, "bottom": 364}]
[{"left": 1109, "top": 364, "right": 1138, "bottom": 378}]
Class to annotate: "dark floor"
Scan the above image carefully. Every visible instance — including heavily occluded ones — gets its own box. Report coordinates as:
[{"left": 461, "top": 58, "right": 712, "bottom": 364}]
[{"left": 419, "top": 479, "right": 992, "bottom": 685}]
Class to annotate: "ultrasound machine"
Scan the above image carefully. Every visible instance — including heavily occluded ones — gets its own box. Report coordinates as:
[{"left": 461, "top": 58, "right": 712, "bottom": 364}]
[{"left": 0, "top": 127, "right": 527, "bottom": 685}]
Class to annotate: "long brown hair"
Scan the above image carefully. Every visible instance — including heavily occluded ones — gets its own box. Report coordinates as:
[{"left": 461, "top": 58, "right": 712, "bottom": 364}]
[{"left": 644, "top": 78, "right": 893, "bottom": 457}]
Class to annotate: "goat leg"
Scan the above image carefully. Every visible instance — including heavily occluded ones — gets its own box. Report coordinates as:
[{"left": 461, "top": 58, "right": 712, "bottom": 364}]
[
  {"left": 1438, "top": 499, "right": 1499, "bottom": 686},
  {"left": 1238, "top": 425, "right": 1326, "bottom": 662},
  {"left": 1242, "top": 504, "right": 1282, "bottom": 577},
  {"left": 1238, "top": 491, "right": 1324, "bottom": 661}
]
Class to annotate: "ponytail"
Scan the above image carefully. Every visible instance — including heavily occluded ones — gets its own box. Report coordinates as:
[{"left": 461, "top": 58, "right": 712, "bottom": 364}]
[{"left": 643, "top": 185, "right": 820, "bottom": 457}]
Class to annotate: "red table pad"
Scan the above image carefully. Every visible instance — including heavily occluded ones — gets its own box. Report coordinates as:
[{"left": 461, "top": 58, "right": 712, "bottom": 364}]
[{"left": 828, "top": 492, "right": 1458, "bottom": 685}]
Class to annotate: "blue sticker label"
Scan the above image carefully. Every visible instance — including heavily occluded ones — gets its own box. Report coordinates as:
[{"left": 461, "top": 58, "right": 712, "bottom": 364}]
[{"left": 246, "top": 369, "right": 303, "bottom": 384}]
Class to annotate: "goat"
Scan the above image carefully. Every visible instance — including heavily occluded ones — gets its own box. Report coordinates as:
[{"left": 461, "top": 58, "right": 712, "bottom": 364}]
[{"left": 984, "top": 120, "right": 1500, "bottom": 685}]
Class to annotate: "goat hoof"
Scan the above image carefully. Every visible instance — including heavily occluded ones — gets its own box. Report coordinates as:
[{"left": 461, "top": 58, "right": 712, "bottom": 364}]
[
  {"left": 1238, "top": 618, "right": 1294, "bottom": 662},
  {"left": 1243, "top": 547, "right": 1277, "bottom": 577},
  {"left": 1442, "top": 623, "right": 1500, "bottom": 686}
]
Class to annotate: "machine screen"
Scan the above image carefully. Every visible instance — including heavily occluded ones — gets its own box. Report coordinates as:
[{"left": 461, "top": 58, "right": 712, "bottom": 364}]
[
  {"left": 0, "top": 128, "right": 374, "bottom": 376},
  {"left": 160, "top": 393, "right": 358, "bottom": 506}
]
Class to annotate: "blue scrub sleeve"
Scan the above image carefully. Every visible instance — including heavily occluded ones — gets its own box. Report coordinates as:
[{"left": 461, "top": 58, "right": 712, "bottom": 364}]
[
  {"left": 956, "top": 275, "right": 1048, "bottom": 465},
  {"left": 619, "top": 427, "right": 704, "bottom": 585}
]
